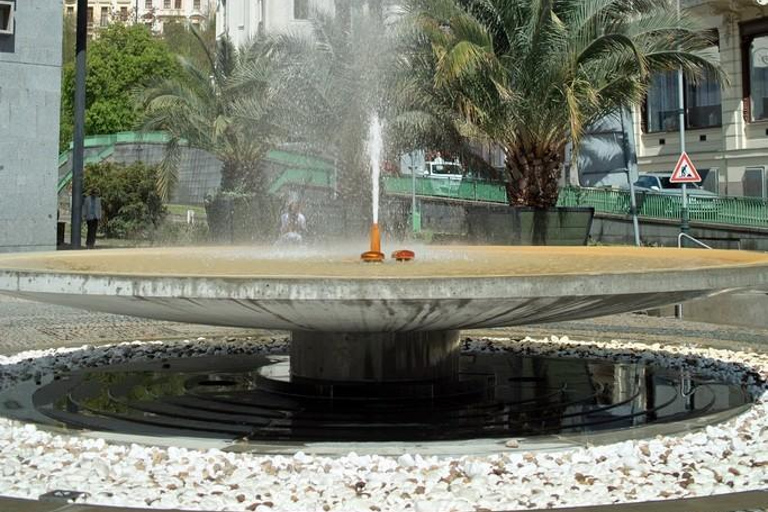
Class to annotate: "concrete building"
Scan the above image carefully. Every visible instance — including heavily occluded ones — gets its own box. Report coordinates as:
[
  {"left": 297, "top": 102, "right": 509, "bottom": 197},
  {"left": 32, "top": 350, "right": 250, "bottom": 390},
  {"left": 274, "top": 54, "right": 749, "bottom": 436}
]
[
  {"left": 62, "top": 0, "right": 213, "bottom": 35},
  {"left": 217, "top": 0, "right": 334, "bottom": 47},
  {"left": 633, "top": 0, "right": 768, "bottom": 198},
  {"left": 0, "top": 0, "right": 62, "bottom": 252}
]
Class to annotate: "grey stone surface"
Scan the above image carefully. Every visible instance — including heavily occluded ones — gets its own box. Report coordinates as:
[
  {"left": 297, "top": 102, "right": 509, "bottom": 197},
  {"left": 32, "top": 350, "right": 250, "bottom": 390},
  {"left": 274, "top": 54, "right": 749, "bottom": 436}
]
[
  {"left": 0, "top": 0, "right": 60, "bottom": 253},
  {"left": 0, "top": 294, "right": 257, "bottom": 356}
]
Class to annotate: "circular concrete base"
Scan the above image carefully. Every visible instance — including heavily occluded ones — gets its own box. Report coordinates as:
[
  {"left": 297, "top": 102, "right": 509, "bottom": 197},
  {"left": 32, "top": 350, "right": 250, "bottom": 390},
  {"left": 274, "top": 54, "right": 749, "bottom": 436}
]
[
  {"left": 290, "top": 330, "right": 461, "bottom": 382},
  {"left": 2, "top": 246, "right": 768, "bottom": 332}
]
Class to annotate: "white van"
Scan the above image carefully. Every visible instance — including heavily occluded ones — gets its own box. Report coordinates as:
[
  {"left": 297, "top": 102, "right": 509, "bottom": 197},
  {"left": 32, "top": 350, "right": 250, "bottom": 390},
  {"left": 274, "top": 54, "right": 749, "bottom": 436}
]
[{"left": 423, "top": 159, "right": 463, "bottom": 180}]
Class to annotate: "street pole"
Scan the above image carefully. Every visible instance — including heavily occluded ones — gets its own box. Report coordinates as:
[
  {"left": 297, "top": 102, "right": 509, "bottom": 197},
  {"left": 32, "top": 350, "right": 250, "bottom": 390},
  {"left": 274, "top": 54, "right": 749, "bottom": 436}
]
[
  {"left": 410, "top": 154, "right": 416, "bottom": 229},
  {"left": 71, "top": 0, "right": 88, "bottom": 249},
  {"left": 135, "top": 0, "right": 139, "bottom": 23},
  {"left": 620, "top": 107, "right": 641, "bottom": 246},
  {"left": 677, "top": 0, "right": 689, "bottom": 237}
]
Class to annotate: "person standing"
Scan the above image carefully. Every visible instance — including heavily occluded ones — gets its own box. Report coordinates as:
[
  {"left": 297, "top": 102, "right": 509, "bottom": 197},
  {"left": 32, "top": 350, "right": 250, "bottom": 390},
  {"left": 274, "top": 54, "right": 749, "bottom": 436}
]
[{"left": 82, "top": 188, "right": 102, "bottom": 249}]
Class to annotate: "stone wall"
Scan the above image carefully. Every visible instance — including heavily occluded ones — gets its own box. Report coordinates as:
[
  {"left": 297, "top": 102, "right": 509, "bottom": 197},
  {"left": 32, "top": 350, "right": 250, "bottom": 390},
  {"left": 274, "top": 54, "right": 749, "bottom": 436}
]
[{"left": 0, "top": 0, "right": 61, "bottom": 252}]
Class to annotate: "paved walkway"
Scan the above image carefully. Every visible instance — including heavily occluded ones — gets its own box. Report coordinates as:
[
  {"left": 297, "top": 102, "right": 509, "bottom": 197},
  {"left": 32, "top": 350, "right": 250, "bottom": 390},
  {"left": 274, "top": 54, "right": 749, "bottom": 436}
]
[{"left": 4, "top": 293, "right": 768, "bottom": 356}]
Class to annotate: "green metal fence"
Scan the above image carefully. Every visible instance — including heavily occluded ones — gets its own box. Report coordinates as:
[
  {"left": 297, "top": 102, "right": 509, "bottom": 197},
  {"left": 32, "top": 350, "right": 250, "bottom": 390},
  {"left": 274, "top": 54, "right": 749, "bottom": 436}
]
[
  {"left": 558, "top": 186, "right": 768, "bottom": 228},
  {"left": 385, "top": 179, "right": 768, "bottom": 228},
  {"left": 383, "top": 176, "right": 507, "bottom": 203}
]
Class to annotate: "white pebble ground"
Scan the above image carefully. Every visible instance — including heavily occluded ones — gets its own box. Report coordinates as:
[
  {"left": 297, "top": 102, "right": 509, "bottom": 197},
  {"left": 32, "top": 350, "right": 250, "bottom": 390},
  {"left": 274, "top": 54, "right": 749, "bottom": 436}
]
[{"left": 0, "top": 336, "right": 766, "bottom": 511}]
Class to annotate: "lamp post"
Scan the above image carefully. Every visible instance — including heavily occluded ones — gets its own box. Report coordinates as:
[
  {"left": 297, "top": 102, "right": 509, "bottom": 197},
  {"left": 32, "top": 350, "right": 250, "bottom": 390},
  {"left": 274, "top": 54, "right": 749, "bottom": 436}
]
[
  {"left": 619, "top": 107, "right": 641, "bottom": 247},
  {"left": 411, "top": 153, "right": 417, "bottom": 232},
  {"left": 677, "top": 0, "right": 690, "bottom": 236},
  {"left": 71, "top": 0, "right": 88, "bottom": 249}
]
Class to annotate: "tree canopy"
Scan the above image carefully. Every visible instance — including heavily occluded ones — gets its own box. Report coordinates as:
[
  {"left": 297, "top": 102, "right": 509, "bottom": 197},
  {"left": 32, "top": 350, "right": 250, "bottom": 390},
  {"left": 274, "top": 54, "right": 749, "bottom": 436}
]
[
  {"left": 137, "top": 35, "right": 284, "bottom": 199},
  {"left": 400, "top": 0, "right": 722, "bottom": 208},
  {"left": 60, "top": 24, "right": 180, "bottom": 146}
]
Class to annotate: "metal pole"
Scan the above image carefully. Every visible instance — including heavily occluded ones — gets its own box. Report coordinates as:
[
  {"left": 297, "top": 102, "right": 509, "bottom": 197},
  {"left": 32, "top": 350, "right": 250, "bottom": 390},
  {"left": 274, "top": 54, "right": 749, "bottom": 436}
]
[
  {"left": 627, "top": 170, "right": 641, "bottom": 247},
  {"left": 71, "top": 0, "right": 88, "bottom": 249},
  {"left": 677, "top": 0, "right": 689, "bottom": 237},
  {"left": 135, "top": 0, "right": 138, "bottom": 23},
  {"left": 620, "top": 107, "right": 641, "bottom": 246},
  {"left": 410, "top": 153, "right": 417, "bottom": 232}
]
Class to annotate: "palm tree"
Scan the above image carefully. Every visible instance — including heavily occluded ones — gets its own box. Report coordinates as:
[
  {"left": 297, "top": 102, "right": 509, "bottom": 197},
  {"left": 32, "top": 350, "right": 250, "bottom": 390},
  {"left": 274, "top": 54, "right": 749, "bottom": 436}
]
[
  {"left": 137, "top": 32, "right": 283, "bottom": 201},
  {"left": 403, "top": 0, "right": 722, "bottom": 208}
]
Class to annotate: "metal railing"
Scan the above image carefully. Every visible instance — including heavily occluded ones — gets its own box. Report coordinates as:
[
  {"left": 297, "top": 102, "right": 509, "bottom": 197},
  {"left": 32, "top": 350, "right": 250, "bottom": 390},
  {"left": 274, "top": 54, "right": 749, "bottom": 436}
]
[
  {"left": 383, "top": 176, "right": 507, "bottom": 203},
  {"left": 558, "top": 186, "right": 768, "bottom": 228}
]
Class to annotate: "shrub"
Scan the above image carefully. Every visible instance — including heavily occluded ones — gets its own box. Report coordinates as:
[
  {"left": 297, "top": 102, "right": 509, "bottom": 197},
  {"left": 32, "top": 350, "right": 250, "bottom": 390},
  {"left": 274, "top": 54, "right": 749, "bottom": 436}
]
[{"left": 84, "top": 161, "right": 166, "bottom": 239}]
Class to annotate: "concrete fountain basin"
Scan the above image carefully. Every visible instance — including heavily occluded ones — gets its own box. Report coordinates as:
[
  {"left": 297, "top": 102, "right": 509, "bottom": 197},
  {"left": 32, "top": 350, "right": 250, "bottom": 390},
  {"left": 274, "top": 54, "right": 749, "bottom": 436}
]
[
  {"left": 0, "top": 245, "right": 767, "bottom": 331},
  {"left": 2, "top": 245, "right": 767, "bottom": 382}
]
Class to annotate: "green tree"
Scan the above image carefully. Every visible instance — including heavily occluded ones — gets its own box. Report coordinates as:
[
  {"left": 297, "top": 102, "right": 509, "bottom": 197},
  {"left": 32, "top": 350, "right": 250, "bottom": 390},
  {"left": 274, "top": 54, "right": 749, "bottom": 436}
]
[
  {"left": 60, "top": 23, "right": 180, "bottom": 144},
  {"left": 404, "top": 0, "right": 722, "bottom": 208},
  {"left": 59, "top": 13, "right": 77, "bottom": 152},
  {"left": 84, "top": 161, "right": 167, "bottom": 239},
  {"left": 137, "top": 35, "right": 284, "bottom": 200},
  {"left": 162, "top": 17, "right": 216, "bottom": 69}
]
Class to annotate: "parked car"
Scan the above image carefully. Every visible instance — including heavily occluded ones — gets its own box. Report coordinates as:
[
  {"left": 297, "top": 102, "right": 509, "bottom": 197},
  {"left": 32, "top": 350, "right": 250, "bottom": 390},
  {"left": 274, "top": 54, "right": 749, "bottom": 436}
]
[
  {"left": 633, "top": 172, "right": 717, "bottom": 198},
  {"left": 632, "top": 172, "right": 720, "bottom": 218},
  {"left": 423, "top": 160, "right": 464, "bottom": 180}
]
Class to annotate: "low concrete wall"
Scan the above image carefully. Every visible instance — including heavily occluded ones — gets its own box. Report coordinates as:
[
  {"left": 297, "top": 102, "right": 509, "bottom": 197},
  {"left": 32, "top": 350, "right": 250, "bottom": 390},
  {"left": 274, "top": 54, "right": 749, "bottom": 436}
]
[
  {"left": 590, "top": 214, "right": 768, "bottom": 250},
  {"left": 381, "top": 197, "right": 768, "bottom": 251},
  {"left": 650, "top": 288, "right": 768, "bottom": 330}
]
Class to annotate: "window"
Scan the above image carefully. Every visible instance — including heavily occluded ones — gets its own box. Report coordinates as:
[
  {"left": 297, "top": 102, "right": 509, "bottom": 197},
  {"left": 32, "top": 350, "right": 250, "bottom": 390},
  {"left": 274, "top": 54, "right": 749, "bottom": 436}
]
[
  {"left": 749, "top": 36, "right": 768, "bottom": 121},
  {"left": 175, "top": 0, "right": 182, "bottom": 9},
  {"left": 164, "top": 0, "right": 171, "bottom": 9},
  {"left": 67, "top": 6, "right": 74, "bottom": 15},
  {"left": 0, "top": 1, "right": 11, "bottom": 35},
  {"left": 120, "top": 6, "right": 128, "bottom": 21},
  {"left": 100, "top": 7, "right": 110, "bottom": 27},
  {"left": 87, "top": 7, "right": 94, "bottom": 24},
  {"left": 741, "top": 19, "right": 768, "bottom": 122},
  {"left": 644, "top": 32, "right": 722, "bottom": 132},
  {"left": 686, "top": 43, "right": 722, "bottom": 129},
  {"left": 193, "top": 0, "right": 200, "bottom": 9},
  {"left": 145, "top": 0, "right": 152, "bottom": 8},
  {"left": 294, "top": 0, "right": 309, "bottom": 20},
  {"left": 743, "top": 167, "right": 766, "bottom": 198},
  {"left": 645, "top": 71, "right": 680, "bottom": 132}
]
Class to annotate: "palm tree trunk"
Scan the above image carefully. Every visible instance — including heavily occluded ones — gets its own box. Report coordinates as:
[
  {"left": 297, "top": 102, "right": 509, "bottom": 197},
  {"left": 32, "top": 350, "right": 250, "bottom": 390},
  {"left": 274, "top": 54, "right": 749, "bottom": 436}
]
[
  {"left": 504, "top": 146, "right": 564, "bottom": 209},
  {"left": 220, "top": 160, "right": 240, "bottom": 192}
]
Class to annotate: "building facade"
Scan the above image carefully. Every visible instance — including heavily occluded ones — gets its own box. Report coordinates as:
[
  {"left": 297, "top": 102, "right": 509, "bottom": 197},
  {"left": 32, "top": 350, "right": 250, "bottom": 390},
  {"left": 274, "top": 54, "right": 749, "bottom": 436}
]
[
  {"left": 633, "top": 0, "right": 768, "bottom": 198},
  {"left": 62, "top": 0, "right": 213, "bottom": 35},
  {"left": 217, "top": 0, "right": 334, "bottom": 47},
  {"left": 0, "top": 0, "right": 62, "bottom": 252}
]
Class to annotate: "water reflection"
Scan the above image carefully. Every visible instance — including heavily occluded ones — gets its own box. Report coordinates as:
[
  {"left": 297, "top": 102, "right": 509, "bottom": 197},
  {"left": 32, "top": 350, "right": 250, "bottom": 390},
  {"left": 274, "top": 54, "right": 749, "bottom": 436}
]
[{"left": 7, "top": 353, "right": 748, "bottom": 442}]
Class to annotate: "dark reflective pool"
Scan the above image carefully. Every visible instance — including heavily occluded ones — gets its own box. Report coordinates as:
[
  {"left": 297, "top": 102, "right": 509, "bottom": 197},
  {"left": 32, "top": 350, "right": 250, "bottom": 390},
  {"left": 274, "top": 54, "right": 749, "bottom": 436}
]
[{"left": 0, "top": 353, "right": 750, "bottom": 442}]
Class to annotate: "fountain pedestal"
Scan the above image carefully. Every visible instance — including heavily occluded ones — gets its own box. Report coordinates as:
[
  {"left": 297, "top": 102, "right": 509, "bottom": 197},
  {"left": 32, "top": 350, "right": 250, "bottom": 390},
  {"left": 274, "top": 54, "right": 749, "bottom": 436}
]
[{"left": 290, "top": 330, "right": 460, "bottom": 382}]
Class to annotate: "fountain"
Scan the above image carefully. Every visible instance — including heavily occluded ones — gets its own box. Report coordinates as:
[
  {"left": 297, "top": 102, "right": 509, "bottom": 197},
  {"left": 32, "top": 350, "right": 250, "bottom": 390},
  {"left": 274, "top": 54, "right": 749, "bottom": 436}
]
[
  {"left": 2, "top": 113, "right": 768, "bottom": 441},
  {"left": 1, "top": 245, "right": 768, "bottom": 390},
  {"left": 1, "top": 213, "right": 768, "bottom": 508}
]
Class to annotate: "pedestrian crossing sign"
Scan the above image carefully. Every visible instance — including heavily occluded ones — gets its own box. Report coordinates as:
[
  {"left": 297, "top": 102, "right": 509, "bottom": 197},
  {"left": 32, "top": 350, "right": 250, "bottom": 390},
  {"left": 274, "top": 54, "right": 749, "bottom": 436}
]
[{"left": 670, "top": 152, "right": 702, "bottom": 183}]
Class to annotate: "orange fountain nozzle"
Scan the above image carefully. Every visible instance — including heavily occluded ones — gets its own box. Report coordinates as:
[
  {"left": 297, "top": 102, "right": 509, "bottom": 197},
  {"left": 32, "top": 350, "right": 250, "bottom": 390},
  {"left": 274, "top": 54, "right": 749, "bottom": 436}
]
[
  {"left": 391, "top": 250, "right": 415, "bottom": 262},
  {"left": 361, "top": 223, "right": 384, "bottom": 263}
]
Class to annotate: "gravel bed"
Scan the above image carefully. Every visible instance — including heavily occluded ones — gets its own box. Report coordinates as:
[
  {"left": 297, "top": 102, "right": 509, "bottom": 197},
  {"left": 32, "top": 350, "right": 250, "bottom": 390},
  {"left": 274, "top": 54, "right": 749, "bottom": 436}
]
[{"left": 0, "top": 336, "right": 765, "bottom": 512}]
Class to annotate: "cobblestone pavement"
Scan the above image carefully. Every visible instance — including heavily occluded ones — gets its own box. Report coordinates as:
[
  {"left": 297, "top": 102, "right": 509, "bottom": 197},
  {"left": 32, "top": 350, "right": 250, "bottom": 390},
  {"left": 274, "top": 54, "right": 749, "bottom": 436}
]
[
  {"left": 2, "top": 292, "right": 768, "bottom": 356},
  {"left": 0, "top": 294, "right": 261, "bottom": 356}
]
